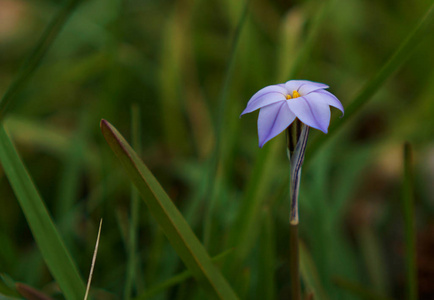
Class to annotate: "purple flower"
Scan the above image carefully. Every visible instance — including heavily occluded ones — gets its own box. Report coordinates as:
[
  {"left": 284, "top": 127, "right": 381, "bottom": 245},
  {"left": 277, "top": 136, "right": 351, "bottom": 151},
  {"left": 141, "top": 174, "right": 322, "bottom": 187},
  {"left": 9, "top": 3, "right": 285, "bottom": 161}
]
[{"left": 241, "top": 80, "right": 344, "bottom": 147}]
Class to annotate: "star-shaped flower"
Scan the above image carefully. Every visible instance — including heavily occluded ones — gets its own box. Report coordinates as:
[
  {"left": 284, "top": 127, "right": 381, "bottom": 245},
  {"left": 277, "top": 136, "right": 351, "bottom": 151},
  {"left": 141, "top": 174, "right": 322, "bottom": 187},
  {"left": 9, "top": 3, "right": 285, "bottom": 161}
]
[{"left": 241, "top": 80, "right": 344, "bottom": 147}]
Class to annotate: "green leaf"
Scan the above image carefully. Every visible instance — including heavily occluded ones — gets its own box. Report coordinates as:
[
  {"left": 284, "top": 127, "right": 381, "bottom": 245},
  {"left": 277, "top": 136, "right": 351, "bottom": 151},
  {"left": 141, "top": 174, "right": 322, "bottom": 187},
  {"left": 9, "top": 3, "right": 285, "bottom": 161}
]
[
  {"left": 100, "top": 119, "right": 238, "bottom": 300},
  {"left": 0, "top": 125, "right": 86, "bottom": 300}
]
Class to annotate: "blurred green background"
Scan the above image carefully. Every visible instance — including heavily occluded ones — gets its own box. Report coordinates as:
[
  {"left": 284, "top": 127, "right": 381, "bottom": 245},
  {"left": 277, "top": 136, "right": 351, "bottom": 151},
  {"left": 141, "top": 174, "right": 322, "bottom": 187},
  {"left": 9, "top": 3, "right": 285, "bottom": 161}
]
[{"left": 0, "top": 0, "right": 433, "bottom": 299}]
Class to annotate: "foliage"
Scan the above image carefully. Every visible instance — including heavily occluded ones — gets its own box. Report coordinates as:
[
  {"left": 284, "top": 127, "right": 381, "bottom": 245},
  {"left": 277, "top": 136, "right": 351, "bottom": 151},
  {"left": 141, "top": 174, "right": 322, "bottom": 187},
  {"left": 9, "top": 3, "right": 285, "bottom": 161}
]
[{"left": 0, "top": 0, "right": 433, "bottom": 299}]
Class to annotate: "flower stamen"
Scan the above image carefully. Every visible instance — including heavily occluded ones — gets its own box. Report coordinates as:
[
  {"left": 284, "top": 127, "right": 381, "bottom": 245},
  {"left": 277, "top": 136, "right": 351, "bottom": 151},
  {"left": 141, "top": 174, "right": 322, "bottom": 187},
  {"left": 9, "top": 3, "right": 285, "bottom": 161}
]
[
  {"left": 292, "top": 90, "right": 301, "bottom": 98},
  {"left": 286, "top": 94, "right": 292, "bottom": 100}
]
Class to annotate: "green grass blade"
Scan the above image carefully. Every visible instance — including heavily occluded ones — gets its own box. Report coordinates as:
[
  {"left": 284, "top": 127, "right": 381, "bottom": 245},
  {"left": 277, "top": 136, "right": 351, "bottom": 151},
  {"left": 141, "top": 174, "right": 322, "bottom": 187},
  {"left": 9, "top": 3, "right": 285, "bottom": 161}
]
[
  {"left": 0, "top": 0, "right": 83, "bottom": 121},
  {"left": 203, "top": 0, "right": 250, "bottom": 247},
  {"left": 402, "top": 143, "right": 418, "bottom": 300},
  {"left": 0, "top": 125, "right": 86, "bottom": 300},
  {"left": 257, "top": 208, "right": 276, "bottom": 300},
  {"left": 159, "top": 7, "right": 191, "bottom": 156},
  {"left": 100, "top": 119, "right": 239, "bottom": 300},
  {"left": 306, "top": 3, "right": 434, "bottom": 162},
  {"left": 299, "top": 242, "right": 329, "bottom": 300},
  {"left": 124, "top": 104, "right": 142, "bottom": 300},
  {"left": 0, "top": 276, "right": 19, "bottom": 298},
  {"left": 55, "top": 112, "right": 88, "bottom": 220},
  {"left": 332, "top": 277, "right": 394, "bottom": 300},
  {"left": 134, "top": 249, "right": 233, "bottom": 300},
  {"left": 357, "top": 227, "right": 389, "bottom": 295}
]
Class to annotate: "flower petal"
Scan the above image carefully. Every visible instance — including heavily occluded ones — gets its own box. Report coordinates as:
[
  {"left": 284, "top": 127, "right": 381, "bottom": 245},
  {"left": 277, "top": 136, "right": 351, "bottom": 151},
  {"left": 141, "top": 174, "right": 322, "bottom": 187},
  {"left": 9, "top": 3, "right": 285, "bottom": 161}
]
[
  {"left": 285, "top": 80, "right": 328, "bottom": 96},
  {"left": 241, "top": 85, "right": 287, "bottom": 115},
  {"left": 287, "top": 96, "right": 330, "bottom": 133},
  {"left": 314, "top": 90, "right": 344, "bottom": 115},
  {"left": 258, "top": 101, "right": 296, "bottom": 147}
]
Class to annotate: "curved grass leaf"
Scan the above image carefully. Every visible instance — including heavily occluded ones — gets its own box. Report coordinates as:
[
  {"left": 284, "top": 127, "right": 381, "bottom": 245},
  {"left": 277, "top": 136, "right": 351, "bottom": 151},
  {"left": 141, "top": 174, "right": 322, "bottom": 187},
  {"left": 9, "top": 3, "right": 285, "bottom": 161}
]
[
  {"left": 0, "top": 125, "right": 86, "bottom": 300},
  {"left": 0, "top": 0, "right": 83, "bottom": 121},
  {"left": 100, "top": 119, "right": 238, "bottom": 300}
]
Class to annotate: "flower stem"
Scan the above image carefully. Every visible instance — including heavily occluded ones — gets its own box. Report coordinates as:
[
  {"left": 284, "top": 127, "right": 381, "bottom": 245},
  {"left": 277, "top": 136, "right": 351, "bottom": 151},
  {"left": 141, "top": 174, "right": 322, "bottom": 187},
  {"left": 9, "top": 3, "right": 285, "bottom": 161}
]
[
  {"left": 288, "top": 124, "right": 309, "bottom": 225},
  {"left": 287, "top": 123, "right": 309, "bottom": 300},
  {"left": 290, "top": 223, "right": 301, "bottom": 300}
]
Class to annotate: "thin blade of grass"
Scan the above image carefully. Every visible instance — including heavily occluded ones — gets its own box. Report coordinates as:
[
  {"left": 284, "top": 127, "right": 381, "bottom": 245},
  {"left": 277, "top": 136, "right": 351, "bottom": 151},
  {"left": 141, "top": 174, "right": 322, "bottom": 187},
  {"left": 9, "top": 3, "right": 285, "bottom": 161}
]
[
  {"left": 257, "top": 208, "right": 276, "bottom": 300},
  {"left": 0, "top": 0, "right": 83, "bottom": 121},
  {"left": 100, "top": 119, "right": 238, "bottom": 300},
  {"left": 299, "top": 242, "right": 329, "bottom": 300},
  {"left": 84, "top": 219, "right": 103, "bottom": 300},
  {"left": 357, "top": 227, "right": 389, "bottom": 295},
  {"left": 0, "top": 125, "right": 86, "bottom": 300},
  {"left": 203, "top": 0, "right": 250, "bottom": 247},
  {"left": 305, "top": 3, "right": 434, "bottom": 163},
  {"left": 332, "top": 277, "right": 394, "bottom": 300},
  {"left": 124, "top": 104, "right": 142, "bottom": 300},
  {"left": 402, "top": 143, "right": 418, "bottom": 300},
  {"left": 0, "top": 277, "right": 20, "bottom": 298},
  {"left": 134, "top": 249, "right": 233, "bottom": 300},
  {"left": 159, "top": 6, "right": 191, "bottom": 156},
  {"left": 55, "top": 112, "right": 89, "bottom": 220}
]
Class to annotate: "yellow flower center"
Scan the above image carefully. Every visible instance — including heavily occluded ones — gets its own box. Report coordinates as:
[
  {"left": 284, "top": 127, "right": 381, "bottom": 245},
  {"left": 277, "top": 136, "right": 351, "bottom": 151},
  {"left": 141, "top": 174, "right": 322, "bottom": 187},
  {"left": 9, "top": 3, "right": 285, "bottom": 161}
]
[{"left": 286, "top": 90, "right": 301, "bottom": 100}]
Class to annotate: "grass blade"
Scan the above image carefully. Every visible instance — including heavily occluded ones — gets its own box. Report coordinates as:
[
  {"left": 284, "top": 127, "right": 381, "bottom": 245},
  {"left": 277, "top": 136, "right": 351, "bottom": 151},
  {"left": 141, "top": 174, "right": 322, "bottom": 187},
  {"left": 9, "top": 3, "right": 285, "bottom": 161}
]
[
  {"left": 402, "top": 143, "right": 418, "bottom": 300},
  {"left": 306, "top": 3, "right": 434, "bottom": 162},
  {"left": 257, "top": 208, "right": 276, "bottom": 300},
  {"left": 84, "top": 219, "right": 103, "bottom": 300},
  {"left": 100, "top": 119, "right": 238, "bottom": 300},
  {"left": 299, "top": 242, "right": 329, "bottom": 300},
  {"left": 0, "top": 125, "right": 86, "bottom": 300},
  {"left": 124, "top": 104, "right": 142, "bottom": 300},
  {"left": 332, "top": 277, "right": 394, "bottom": 300},
  {"left": 0, "top": 0, "right": 83, "bottom": 121},
  {"left": 134, "top": 249, "right": 233, "bottom": 300},
  {"left": 203, "top": 0, "right": 250, "bottom": 247}
]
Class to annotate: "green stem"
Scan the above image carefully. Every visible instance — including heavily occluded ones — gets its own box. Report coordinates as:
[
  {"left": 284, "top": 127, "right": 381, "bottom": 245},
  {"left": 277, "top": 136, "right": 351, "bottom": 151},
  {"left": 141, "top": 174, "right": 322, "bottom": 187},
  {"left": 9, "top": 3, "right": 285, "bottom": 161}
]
[
  {"left": 288, "top": 124, "right": 309, "bottom": 224},
  {"left": 290, "top": 224, "right": 301, "bottom": 300},
  {"left": 287, "top": 123, "right": 309, "bottom": 299}
]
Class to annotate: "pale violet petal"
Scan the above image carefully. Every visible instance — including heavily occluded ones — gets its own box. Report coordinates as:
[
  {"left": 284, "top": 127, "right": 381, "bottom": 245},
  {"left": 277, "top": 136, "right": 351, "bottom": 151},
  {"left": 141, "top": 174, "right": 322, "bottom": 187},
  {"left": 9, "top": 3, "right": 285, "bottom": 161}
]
[
  {"left": 285, "top": 80, "right": 328, "bottom": 96},
  {"left": 302, "top": 95, "right": 331, "bottom": 132},
  {"left": 247, "top": 85, "right": 287, "bottom": 105},
  {"left": 287, "top": 96, "right": 330, "bottom": 133},
  {"left": 241, "top": 85, "right": 287, "bottom": 115},
  {"left": 314, "top": 90, "right": 344, "bottom": 115},
  {"left": 258, "top": 102, "right": 296, "bottom": 147}
]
